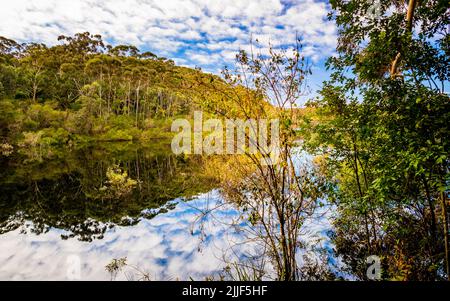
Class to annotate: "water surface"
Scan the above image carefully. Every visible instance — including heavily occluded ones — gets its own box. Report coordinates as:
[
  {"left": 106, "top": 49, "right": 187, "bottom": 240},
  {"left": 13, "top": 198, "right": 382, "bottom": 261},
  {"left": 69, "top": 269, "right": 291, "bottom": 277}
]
[{"left": 0, "top": 142, "right": 335, "bottom": 280}]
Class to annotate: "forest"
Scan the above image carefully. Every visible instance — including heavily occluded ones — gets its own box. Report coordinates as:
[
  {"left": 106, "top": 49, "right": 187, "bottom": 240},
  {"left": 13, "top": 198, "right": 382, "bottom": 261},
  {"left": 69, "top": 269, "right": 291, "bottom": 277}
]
[
  {"left": 0, "top": 0, "right": 449, "bottom": 281},
  {"left": 0, "top": 31, "right": 221, "bottom": 147}
]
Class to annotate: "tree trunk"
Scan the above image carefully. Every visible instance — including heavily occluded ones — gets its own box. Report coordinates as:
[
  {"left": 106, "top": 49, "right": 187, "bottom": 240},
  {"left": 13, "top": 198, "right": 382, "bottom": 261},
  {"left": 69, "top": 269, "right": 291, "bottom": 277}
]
[
  {"left": 390, "top": 0, "right": 417, "bottom": 76},
  {"left": 135, "top": 80, "right": 141, "bottom": 127},
  {"left": 32, "top": 83, "right": 37, "bottom": 103}
]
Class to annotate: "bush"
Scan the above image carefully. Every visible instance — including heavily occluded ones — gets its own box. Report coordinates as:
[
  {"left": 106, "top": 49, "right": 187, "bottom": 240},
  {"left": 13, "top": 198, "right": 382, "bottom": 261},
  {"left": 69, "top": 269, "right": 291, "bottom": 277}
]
[
  {"left": 0, "top": 143, "right": 14, "bottom": 156},
  {"left": 99, "top": 129, "right": 134, "bottom": 141},
  {"left": 25, "top": 102, "right": 65, "bottom": 129},
  {"left": 107, "top": 115, "right": 135, "bottom": 129},
  {"left": 40, "top": 127, "right": 71, "bottom": 145},
  {"left": 18, "top": 131, "right": 43, "bottom": 148},
  {"left": 0, "top": 99, "right": 23, "bottom": 137}
]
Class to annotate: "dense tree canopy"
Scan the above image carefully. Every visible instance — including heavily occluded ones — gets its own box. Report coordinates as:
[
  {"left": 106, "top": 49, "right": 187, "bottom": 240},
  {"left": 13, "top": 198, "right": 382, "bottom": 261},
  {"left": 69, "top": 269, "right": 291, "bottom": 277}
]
[
  {"left": 302, "top": 0, "right": 449, "bottom": 280},
  {"left": 0, "top": 32, "right": 231, "bottom": 146}
]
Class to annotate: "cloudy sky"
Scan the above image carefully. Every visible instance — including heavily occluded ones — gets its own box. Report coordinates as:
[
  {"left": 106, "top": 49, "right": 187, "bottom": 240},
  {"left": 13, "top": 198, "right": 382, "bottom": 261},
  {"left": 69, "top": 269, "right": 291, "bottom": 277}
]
[{"left": 0, "top": 0, "right": 337, "bottom": 97}]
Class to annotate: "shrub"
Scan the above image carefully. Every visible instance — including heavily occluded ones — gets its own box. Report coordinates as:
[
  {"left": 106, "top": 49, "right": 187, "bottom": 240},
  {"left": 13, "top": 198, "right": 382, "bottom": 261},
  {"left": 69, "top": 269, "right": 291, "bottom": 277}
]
[
  {"left": 99, "top": 165, "right": 137, "bottom": 198},
  {"left": 40, "top": 127, "right": 71, "bottom": 145},
  {"left": 18, "top": 131, "right": 43, "bottom": 148},
  {"left": 25, "top": 103, "right": 65, "bottom": 129},
  {"left": 99, "top": 129, "right": 133, "bottom": 141},
  {"left": 0, "top": 143, "right": 13, "bottom": 156}
]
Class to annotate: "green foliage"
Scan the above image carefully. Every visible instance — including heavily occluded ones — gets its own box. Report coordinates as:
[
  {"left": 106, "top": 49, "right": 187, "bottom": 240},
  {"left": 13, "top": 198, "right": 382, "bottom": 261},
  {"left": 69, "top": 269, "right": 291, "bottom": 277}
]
[
  {"left": 25, "top": 103, "right": 65, "bottom": 130},
  {"left": 0, "top": 142, "right": 216, "bottom": 241},
  {"left": 0, "top": 99, "right": 22, "bottom": 139},
  {"left": 303, "top": 0, "right": 449, "bottom": 280},
  {"left": 40, "top": 127, "right": 71, "bottom": 146},
  {"left": 100, "top": 164, "right": 138, "bottom": 197},
  {"left": 0, "top": 32, "right": 229, "bottom": 146},
  {"left": 99, "top": 129, "right": 134, "bottom": 141}
]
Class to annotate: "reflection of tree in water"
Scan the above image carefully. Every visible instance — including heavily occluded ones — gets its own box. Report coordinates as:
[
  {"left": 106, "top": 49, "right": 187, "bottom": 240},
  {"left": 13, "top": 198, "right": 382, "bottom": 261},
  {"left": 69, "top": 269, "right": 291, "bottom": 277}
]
[{"left": 0, "top": 142, "right": 215, "bottom": 241}]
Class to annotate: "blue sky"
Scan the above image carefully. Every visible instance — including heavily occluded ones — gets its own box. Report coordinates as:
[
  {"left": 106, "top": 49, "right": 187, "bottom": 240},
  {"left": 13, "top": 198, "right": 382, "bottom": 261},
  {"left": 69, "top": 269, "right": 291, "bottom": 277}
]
[{"left": 0, "top": 0, "right": 337, "bottom": 102}]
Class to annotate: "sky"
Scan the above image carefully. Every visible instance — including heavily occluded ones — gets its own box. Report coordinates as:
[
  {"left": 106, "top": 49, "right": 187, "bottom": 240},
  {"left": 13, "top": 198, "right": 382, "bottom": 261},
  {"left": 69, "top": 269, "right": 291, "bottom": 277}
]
[{"left": 0, "top": 0, "right": 337, "bottom": 101}]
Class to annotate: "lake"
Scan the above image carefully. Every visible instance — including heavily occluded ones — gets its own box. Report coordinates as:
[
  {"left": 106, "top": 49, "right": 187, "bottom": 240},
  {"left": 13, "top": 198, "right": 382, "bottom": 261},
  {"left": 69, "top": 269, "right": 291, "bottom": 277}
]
[{"left": 0, "top": 142, "right": 337, "bottom": 280}]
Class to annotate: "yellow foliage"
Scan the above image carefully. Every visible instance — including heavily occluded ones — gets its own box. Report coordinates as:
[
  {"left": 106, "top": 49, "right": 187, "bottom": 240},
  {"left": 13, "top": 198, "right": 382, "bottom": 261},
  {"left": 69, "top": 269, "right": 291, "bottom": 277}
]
[{"left": 99, "top": 164, "right": 138, "bottom": 197}]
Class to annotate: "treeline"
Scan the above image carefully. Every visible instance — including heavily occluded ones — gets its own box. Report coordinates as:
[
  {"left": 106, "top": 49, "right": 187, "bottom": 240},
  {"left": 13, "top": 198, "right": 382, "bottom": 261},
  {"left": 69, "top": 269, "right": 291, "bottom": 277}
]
[{"left": 0, "top": 32, "right": 213, "bottom": 145}]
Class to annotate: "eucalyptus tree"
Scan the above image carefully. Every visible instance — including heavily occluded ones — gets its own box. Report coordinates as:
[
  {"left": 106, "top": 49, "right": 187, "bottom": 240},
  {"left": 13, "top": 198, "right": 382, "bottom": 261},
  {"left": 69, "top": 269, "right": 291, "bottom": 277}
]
[
  {"left": 0, "top": 37, "right": 23, "bottom": 98},
  {"left": 20, "top": 43, "right": 49, "bottom": 102}
]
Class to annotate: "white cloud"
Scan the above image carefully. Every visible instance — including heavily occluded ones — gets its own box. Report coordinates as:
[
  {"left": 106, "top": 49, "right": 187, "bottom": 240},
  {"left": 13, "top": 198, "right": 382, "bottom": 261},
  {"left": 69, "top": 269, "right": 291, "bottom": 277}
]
[
  {"left": 0, "top": 191, "right": 253, "bottom": 280},
  {"left": 0, "top": 0, "right": 337, "bottom": 70},
  {"left": 0, "top": 186, "right": 344, "bottom": 280}
]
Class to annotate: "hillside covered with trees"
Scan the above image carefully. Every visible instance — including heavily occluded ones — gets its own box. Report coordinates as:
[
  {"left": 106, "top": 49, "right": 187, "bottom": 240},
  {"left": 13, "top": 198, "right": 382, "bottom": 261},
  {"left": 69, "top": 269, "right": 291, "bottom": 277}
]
[{"left": 0, "top": 32, "right": 226, "bottom": 148}]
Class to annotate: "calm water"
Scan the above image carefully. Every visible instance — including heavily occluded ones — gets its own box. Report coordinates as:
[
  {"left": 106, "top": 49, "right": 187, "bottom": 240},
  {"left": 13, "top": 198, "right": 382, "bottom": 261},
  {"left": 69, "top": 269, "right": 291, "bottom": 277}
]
[{"left": 0, "top": 142, "right": 336, "bottom": 280}]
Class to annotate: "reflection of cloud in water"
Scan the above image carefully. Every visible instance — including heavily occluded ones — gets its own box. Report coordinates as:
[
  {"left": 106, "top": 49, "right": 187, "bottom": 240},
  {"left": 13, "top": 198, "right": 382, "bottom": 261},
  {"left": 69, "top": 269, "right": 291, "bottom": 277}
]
[
  {"left": 0, "top": 189, "right": 342, "bottom": 280},
  {"left": 0, "top": 190, "right": 248, "bottom": 280}
]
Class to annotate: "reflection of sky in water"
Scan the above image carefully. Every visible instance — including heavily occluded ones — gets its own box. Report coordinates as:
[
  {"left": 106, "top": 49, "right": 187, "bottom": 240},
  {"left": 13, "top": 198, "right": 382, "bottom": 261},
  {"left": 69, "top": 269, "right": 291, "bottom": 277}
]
[
  {"left": 0, "top": 190, "right": 241, "bottom": 280},
  {"left": 0, "top": 188, "right": 343, "bottom": 280}
]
